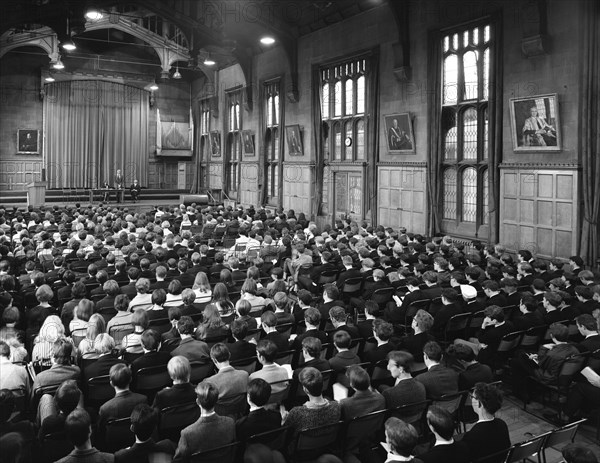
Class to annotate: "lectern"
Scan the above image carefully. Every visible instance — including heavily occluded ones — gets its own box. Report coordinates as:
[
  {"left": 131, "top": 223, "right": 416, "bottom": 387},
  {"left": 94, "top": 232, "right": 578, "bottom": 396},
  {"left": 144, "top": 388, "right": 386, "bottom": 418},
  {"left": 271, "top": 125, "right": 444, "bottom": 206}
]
[{"left": 26, "top": 181, "right": 47, "bottom": 207}]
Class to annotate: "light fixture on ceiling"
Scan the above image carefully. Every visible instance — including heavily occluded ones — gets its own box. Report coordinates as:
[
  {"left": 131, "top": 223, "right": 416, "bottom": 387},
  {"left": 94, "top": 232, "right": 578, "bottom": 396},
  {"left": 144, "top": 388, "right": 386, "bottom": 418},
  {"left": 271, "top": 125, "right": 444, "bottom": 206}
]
[
  {"left": 45, "top": 76, "right": 55, "bottom": 82},
  {"left": 149, "top": 80, "right": 159, "bottom": 91},
  {"left": 85, "top": 6, "right": 103, "bottom": 21},
  {"left": 52, "top": 57, "right": 65, "bottom": 69},
  {"left": 203, "top": 54, "right": 215, "bottom": 66},
  {"left": 172, "top": 65, "right": 182, "bottom": 79},
  {"left": 62, "top": 38, "right": 76, "bottom": 51},
  {"left": 260, "top": 36, "right": 276, "bottom": 45}
]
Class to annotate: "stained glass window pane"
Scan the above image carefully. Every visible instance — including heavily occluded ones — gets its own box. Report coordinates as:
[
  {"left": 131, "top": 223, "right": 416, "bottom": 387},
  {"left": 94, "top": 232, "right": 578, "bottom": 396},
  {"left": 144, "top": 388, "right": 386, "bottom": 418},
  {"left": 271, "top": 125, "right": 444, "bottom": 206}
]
[
  {"left": 274, "top": 95, "right": 280, "bottom": 124},
  {"left": 345, "top": 79, "right": 354, "bottom": 116},
  {"left": 463, "top": 30, "right": 469, "bottom": 48},
  {"left": 334, "top": 81, "right": 342, "bottom": 117},
  {"left": 267, "top": 167, "right": 273, "bottom": 195},
  {"left": 443, "top": 168, "right": 457, "bottom": 220},
  {"left": 273, "top": 166, "right": 279, "bottom": 197},
  {"left": 484, "top": 25, "right": 490, "bottom": 42},
  {"left": 344, "top": 122, "right": 352, "bottom": 160},
  {"left": 443, "top": 55, "right": 458, "bottom": 105},
  {"left": 463, "top": 51, "right": 478, "bottom": 100},
  {"left": 356, "top": 76, "right": 365, "bottom": 114},
  {"left": 473, "top": 27, "right": 479, "bottom": 44},
  {"left": 463, "top": 108, "right": 478, "bottom": 160},
  {"left": 483, "top": 168, "right": 489, "bottom": 224},
  {"left": 333, "top": 123, "right": 341, "bottom": 160},
  {"left": 445, "top": 128, "right": 457, "bottom": 160},
  {"left": 322, "top": 83, "right": 329, "bottom": 119},
  {"left": 452, "top": 33, "right": 458, "bottom": 50},
  {"left": 235, "top": 104, "right": 240, "bottom": 130},
  {"left": 444, "top": 36, "right": 450, "bottom": 52},
  {"left": 483, "top": 48, "right": 489, "bottom": 100},
  {"left": 356, "top": 120, "right": 365, "bottom": 160},
  {"left": 462, "top": 167, "right": 477, "bottom": 222}
]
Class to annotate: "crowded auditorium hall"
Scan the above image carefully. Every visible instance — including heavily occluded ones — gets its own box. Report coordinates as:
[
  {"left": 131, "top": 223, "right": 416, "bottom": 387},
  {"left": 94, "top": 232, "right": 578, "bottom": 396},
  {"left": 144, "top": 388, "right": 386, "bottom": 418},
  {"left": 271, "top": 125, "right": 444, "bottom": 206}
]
[{"left": 1, "top": 0, "right": 600, "bottom": 462}]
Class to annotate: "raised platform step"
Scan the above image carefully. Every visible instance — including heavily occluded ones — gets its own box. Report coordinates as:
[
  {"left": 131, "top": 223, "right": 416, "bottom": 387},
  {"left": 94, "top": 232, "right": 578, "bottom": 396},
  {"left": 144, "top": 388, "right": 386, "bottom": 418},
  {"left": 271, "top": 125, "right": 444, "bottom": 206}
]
[{"left": 0, "top": 188, "right": 189, "bottom": 205}]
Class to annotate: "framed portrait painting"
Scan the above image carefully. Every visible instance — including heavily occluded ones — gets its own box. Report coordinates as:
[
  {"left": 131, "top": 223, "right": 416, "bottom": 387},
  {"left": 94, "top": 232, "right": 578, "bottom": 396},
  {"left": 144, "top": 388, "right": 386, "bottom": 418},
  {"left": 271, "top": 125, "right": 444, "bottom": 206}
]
[
  {"left": 509, "top": 93, "right": 561, "bottom": 152},
  {"left": 242, "top": 130, "right": 254, "bottom": 155},
  {"left": 384, "top": 114, "right": 415, "bottom": 153},
  {"left": 17, "top": 129, "right": 39, "bottom": 154},
  {"left": 210, "top": 131, "right": 221, "bottom": 157},
  {"left": 286, "top": 125, "right": 303, "bottom": 156}
]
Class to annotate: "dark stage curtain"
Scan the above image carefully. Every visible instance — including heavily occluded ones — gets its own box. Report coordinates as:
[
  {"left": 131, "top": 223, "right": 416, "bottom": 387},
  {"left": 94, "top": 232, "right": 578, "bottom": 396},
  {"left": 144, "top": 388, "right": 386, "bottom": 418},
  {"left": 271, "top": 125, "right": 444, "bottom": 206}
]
[
  {"left": 311, "top": 67, "right": 324, "bottom": 219},
  {"left": 44, "top": 80, "right": 149, "bottom": 189},
  {"left": 578, "top": 0, "right": 600, "bottom": 265},
  {"left": 426, "top": 31, "right": 443, "bottom": 237},
  {"left": 367, "top": 51, "right": 380, "bottom": 224}
]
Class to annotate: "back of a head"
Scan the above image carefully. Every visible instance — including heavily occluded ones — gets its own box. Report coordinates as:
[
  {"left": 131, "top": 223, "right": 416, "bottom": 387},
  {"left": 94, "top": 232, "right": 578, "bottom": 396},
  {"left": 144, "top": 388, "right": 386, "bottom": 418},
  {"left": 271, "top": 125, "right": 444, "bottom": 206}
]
[
  {"left": 347, "top": 365, "right": 371, "bottom": 391},
  {"left": 55, "top": 380, "right": 81, "bottom": 415},
  {"left": 210, "top": 342, "right": 230, "bottom": 363},
  {"left": 256, "top": 339, "right": 278, "bottom": 362},
  {"left": 299, "top": 367, "right": 323, "bottom": 397},
  {"left": 247, "top": 378, "right": 271, "bottom": 407},
  {"left": 196, "top": 382, "right": 219, "bottom": 410},
  {"left": 110, "top": 363, "right": 132, "bottom": 389},
  {"left": 427, "top": 407, "right": 455, "bottom": 441},
  {"left": 423, "top": 341, "right": 442, "bottom": 363},
  {"left": 65, "top": 409, "right": 92, "bottom": 447},
  {"left": 385, "top": 417, "right": 418, "bottom": 458},
  {"left": 130, "top": 404, "right": 158, "bottom": 441},
  {"left": 473, "top": 382, "right": 503, "bottom": 415},
  {"left": 168, "top": 355, "right": 191, "bottom": 382}
]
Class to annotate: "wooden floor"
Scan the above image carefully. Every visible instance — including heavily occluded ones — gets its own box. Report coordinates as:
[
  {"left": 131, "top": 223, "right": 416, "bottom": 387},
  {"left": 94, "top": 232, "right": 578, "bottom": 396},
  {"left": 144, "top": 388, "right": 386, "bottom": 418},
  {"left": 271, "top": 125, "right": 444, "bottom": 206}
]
[{"left": 471, "top": 391, "right": 600, "bottom": 461}]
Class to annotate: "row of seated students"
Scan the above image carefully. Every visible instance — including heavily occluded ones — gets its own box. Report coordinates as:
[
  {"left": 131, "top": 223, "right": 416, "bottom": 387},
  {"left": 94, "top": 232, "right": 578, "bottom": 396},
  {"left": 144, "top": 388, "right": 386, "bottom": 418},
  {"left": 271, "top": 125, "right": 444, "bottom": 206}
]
[
  {"left": 0, "top": 204, "right": 599, "bottom": 459},
  {"left": 1, "top": 333, "right": 598, "bottom": 463}
]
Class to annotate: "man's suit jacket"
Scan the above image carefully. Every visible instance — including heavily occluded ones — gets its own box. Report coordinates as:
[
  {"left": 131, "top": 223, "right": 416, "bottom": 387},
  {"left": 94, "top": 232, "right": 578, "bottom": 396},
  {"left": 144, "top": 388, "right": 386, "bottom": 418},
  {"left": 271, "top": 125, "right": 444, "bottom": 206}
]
[
  {"left": 578, "top": 334, "right": 600, "bottom": 355},
  {"left": 329, "top": 350, "right": 361, "bottom": 372},
  {"left": 340, "top": 389, "right": 385, "bottom": 421},
  {"left": 114, "top": 438, "right": 176, "bottom": 463},
  {"left": 176, "top": 272, "right": 195, "bottom": 289},
  {"left": 458, "top": 362, "right": 494, "bottom": 390},
  {"left": 235, "top": 407, "right": 281, "bottom": 441},
  {"left": 98, "top": 390, "right": 147, "bottom": 431},
  {"left": 486, "top": 293, "right": 508, "bottom": 307},
  {"left": 173, "top": 413, "right": 235, "bottom": 462},
  {"left": 83, "top": 354, "right": 125, "bottom": 381},
  {"left": 204, "top": 366, "right": 249, "bottom": 399},
  {"left": 290, "top": 328, "right": 328, "bottom": 350},
  {"left": 329, "top": 324, "right": 360, "bottom": 342},
  {"left": 415, "top": 364, "right": 458, "bottom": 399},
  {"left": 382, "top": 378, "right": 427, "bottom": 410},
  {"left": 396, "top": 332, "right": 435, "bottom": 364},
  {"left": 131, "top": 351, "right": 171, "bottom": 376},
  {"left": 336, "top": 268, "right": 363, "bottom": 290},
  {"left": 95, "top": 295, "right": 116, "bottom": 311},
  {"left": 362, "top": 342, "right": 395, "bottom": 365},
  {"left": 264, "top": 331, "right": 290, "bottom": 353},
  {"left": 420, "top": 284, "right": 443, "bottom": 301},
  {"left": 152, "top": 382, "right": 197, "bottom": 411},
  {"left": 171, "top": 337, "right": 210, "bottom": 363},
  {"left": 357, "top": 319, "right": 375, "bottom": 340},
  {"left": 513, "top": 311, "right": 544, "bottom": 331},
  {"left": 316, "top": 300, "right": 346, "bottom": 322},
  {"left": 226, "top": 340, "right": 257, "bottom": 362},
  {"left": 293, "top": 358, "right": 331, "bottom": 379}
]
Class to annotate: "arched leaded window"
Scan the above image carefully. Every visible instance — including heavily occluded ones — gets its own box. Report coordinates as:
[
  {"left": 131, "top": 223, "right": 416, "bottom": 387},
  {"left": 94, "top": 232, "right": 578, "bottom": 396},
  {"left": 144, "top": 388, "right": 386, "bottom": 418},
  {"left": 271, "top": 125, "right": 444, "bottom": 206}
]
[{"left": 440, "top": 22, "right": 492, "bottom": 233}]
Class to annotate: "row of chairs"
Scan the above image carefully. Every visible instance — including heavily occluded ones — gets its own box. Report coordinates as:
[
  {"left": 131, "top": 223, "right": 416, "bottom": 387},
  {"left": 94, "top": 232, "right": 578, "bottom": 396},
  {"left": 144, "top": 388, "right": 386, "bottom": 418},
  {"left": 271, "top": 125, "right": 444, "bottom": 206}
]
[{"left": 92, "top": 399, "right": 587, "bottom": 463}]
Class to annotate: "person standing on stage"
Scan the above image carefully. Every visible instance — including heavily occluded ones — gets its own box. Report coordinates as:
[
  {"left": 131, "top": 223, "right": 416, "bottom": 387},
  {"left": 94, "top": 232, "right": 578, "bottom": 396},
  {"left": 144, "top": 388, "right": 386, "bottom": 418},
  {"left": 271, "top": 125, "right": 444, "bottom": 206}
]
[
  {"left": 130, "top": 179, "right": 141, "bottom": 203},
  {"left": 115, "top": 169, "right": 124, "bottom": 203}
]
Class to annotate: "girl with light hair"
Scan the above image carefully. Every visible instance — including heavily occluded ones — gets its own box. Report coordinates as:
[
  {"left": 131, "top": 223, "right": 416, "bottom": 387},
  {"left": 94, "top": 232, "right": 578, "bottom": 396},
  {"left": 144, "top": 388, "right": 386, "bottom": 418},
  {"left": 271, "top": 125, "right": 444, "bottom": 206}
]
[
  {"left": 192, "top": 272, "right": 212, "bottom": 303},
  {"left": 77, "top": 314, "right": 105, "bottom": 358}
]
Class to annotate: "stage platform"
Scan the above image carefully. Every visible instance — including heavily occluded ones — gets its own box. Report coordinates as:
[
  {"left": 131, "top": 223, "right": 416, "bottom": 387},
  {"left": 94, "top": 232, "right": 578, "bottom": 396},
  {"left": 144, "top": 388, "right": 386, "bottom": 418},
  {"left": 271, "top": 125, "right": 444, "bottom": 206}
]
[{"left": 0, "top": 188, "right": 218, "bottom": 211}]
